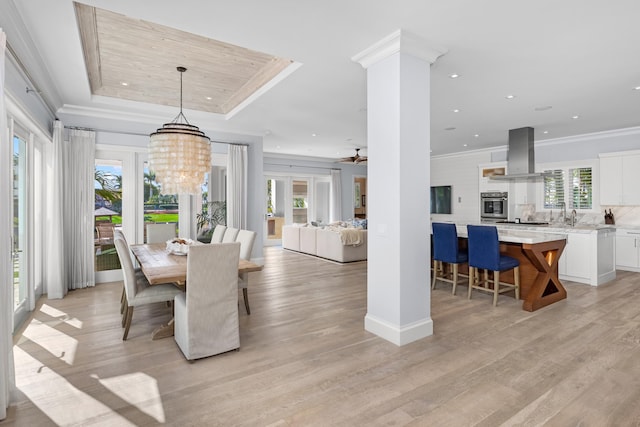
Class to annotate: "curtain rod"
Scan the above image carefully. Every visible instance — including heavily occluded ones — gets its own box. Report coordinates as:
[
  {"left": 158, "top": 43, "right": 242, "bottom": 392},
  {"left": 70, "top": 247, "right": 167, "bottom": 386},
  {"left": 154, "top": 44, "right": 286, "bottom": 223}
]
[
  {"left": 64, "top": 125, "right": 250, "bottom": 146},
  {"left": 6, "top": 41, "right": 57, "bottom": 117}
]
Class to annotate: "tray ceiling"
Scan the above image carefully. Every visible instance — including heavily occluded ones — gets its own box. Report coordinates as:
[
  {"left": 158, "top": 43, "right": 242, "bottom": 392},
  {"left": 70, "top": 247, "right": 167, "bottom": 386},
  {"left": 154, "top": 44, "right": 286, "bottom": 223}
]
[{"left": 74, "top": 2, "right": 293, "bottom": 116}]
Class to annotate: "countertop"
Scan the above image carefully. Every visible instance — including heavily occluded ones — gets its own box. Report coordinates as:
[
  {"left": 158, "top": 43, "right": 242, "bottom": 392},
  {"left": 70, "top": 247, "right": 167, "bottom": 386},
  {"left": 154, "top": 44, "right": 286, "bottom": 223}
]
[
  {"left": 454, "top": 225, "right": 568, "bottom": 244},
  {"left": 493, "top": 223, "right": 616, "bottom": 234}
]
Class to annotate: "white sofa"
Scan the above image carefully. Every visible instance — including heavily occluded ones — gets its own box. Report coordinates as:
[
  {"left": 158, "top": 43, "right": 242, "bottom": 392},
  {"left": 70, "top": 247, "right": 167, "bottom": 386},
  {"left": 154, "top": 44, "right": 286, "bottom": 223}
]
[{"left": 282, "top": 225, "right": 367, "bottom": 262}]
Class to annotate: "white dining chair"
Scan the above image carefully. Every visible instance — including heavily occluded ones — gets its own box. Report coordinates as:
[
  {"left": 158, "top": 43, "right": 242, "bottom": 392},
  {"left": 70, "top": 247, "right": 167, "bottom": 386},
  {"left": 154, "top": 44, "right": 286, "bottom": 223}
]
[
  {"left": 221, "top": 227, "right": 239, "bottom": 243},
  {"left": 209, "top": 224, "right": 227, "bottom": 243},
  {"left": 236, "top": 229, "right": 257, "bottom": 314},
  {"left": 174, "top": 242, "right": 241, "bottom": 360},
  {"left": 115, "top": 238, "right": 183, "bottom": 340},
  {"left": 146, "top": 223, "right": 176, "bottom": 244}
]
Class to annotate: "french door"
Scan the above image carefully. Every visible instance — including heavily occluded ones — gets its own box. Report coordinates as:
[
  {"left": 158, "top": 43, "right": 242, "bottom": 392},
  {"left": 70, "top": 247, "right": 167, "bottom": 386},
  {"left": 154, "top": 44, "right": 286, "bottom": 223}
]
[
  {"left": 263, "top": 175, "right": 330, "bottom": 246},
  {"left": 12, "top": 134, "right": 28, "bottom": 325},
  {"left": 11, "top": 120, "right": 45, "bottom": 330}
]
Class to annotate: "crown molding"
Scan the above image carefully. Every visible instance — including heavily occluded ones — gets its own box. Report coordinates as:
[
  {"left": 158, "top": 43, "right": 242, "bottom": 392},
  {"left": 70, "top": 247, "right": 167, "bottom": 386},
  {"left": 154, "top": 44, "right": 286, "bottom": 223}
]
[{"left": 352, "top": 29, "right": 447, "bottom": 69}]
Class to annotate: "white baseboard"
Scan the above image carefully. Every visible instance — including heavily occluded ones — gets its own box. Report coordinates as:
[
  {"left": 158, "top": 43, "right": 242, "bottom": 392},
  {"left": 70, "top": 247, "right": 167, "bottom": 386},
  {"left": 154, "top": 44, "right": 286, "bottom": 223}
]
[{"left": 364, "top": 313, "right": 433, "bottom": 346}]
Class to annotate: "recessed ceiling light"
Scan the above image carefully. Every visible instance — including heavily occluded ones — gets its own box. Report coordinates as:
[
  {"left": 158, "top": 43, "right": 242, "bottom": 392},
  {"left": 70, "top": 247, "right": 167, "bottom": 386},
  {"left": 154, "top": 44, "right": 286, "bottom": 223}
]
[
  {"left": 449, "top": 73, "right": 460, "bottom": 79},
  {"left": 445, "top": 127, "right": 456, "bottom": 131},
  {"left": 572, "top": 115, "right": 580, "bottom": 119},
  {"left": 463, "top": 144, "right": 468, "bottom": 147},
  {"left": 634, "top": 86, "right": 640, "bottom": 91},
  {"left": 311, "top": 133, "right": 317, "bottom": 137},
  {"left": 474, "top": 134, "right": 479, "bottom": 138},
  {"left": 206, "top": 96, "right": 212, "bottom": 100},
  {"left": 121, "top": 82, "right": 128, "bottom": 86},
  {"left": 453, "top": 109, "right": 460, "bottom": 113},
  {"left": 505, "top": 94, "right": 515, "bottom": 99},
  {"left": 276, "top": 145, "right": 280, "bottom": 149},
  {"left": 534, "top": 106, "right": 553, "bottom": 111},
  {"left": 543, "top": 131, "right": 549, "bottom": 134}
]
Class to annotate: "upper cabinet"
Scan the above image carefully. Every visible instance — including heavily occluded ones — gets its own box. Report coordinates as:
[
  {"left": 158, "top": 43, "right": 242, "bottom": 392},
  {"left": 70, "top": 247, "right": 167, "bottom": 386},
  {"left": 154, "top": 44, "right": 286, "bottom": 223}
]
[
  {"left": 599, "top": 151, "right": 640, "bottom": 205},
  {"left": 478, "top": 163, "right": 508, "bottom": 193}
]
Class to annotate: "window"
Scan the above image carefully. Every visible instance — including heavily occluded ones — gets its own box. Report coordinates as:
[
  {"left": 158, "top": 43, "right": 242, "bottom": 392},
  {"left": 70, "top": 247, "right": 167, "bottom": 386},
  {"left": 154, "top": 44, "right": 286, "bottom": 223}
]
[
  {"left": 544, "top": 170, "right": 564, "bottom": 209},
  {"left": 143, "top": 162, "right": 178, "bottom": 241},
  {"left": 543, "top": 167, "right": 592, "bottom": 210},
  {"left": 568, "top": 167, "right": 593, "bottom": 209}
]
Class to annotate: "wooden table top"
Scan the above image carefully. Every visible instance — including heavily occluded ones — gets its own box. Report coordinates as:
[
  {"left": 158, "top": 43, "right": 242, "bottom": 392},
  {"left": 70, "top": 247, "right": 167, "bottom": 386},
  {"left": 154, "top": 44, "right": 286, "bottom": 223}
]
[{"left": 130, "top": 243, "right": 263, "bottom": 285}]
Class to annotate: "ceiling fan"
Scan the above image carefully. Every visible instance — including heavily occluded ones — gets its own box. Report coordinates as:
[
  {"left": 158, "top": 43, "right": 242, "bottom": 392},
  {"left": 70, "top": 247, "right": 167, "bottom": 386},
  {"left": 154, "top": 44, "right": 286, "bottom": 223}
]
[{"left": 337, "top": 148, "right": 367, "bottom": 164}]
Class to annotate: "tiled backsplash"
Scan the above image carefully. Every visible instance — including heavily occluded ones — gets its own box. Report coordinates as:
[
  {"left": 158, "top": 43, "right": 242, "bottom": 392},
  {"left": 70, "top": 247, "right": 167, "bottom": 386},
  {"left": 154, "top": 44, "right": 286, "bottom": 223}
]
[
  {"left": 601, "top": 206, "right": 640, "bottom": 226},
  {"left": 519, "top": 205, "right": 640, "bottom": 226}
]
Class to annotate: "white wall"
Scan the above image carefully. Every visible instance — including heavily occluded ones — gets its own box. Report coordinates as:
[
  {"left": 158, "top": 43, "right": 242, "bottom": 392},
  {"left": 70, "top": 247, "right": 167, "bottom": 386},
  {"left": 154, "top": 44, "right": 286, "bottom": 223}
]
[{"left": 430, "top": 149, "right": 493, "bottom": 223}]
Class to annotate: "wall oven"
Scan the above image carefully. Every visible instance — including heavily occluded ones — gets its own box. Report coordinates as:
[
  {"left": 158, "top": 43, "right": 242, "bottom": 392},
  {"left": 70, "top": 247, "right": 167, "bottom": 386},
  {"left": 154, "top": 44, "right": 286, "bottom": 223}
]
[{"left": 480, "top": 191, "right": 508, "bottom": 221}]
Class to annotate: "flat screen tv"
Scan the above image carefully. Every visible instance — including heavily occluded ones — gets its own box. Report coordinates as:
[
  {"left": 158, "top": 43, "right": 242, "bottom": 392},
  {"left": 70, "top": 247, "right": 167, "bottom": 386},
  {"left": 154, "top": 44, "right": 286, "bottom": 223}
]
[{"left": 430, "top": 185, "right": 452, "bottom": 214}]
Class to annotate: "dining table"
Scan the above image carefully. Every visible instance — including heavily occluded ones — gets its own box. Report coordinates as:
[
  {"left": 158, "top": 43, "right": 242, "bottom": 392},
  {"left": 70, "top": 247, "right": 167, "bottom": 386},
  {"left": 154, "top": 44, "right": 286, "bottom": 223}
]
[{"left": 129, "top": 242, "right": 264, "bottom": 340}]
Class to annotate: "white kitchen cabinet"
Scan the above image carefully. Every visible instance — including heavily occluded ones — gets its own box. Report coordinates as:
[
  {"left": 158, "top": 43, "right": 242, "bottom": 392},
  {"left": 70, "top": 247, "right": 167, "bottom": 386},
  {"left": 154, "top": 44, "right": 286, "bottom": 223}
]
[
  {"left": 615, "top": 228, "right": 640, "bottom": 271},
  {"left": 554, "top": 228, "right": 616, "bottom": 286},
  {"left": 561, "top": 233, "right": 591, "bottom": 281},
  {"left": 599, "top": 152, "right": 640, "bottom": 205}
]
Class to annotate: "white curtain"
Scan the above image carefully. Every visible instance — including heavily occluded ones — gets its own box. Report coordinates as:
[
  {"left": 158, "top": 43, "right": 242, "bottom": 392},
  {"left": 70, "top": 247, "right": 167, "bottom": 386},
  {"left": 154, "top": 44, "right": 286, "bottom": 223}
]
[
  {"left": 64, "top": 129, "right": 95, "bottom": 290},
  {"left": 330, "top": 169, "right": 342, "bottom": 222},
  {"left": 226, "top": 144, "right": 248, "bottom": 229},
  {"left": 45, "top": 121, "right": 65, "bottom": 298},
  {"left": 0, "top": 28, "right": 16, "bottom": 421},
  {"left": 47, "top": 126, "right": 95, "bottom": 298}
]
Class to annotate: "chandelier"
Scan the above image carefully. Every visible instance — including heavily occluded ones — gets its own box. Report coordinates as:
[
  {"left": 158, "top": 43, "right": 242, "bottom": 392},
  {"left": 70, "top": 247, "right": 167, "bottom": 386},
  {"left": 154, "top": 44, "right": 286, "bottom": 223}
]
[{"left": 149, "top": 66, "right": 211, "bottom": 195}]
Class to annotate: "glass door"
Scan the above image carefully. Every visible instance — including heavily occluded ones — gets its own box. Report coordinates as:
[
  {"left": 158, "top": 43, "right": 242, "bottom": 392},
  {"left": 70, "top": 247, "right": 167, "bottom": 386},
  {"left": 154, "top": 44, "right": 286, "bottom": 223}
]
[
  {"left": 143, "top": 162, "right": 179, "bottom": 241},
  {"left": 292, "top": 179, "right": 309, "bottom": 224},
  {"left": 94, "top": 159, "right": 123, "bottom": 283},
  {"left": 264, "top": 176, "right": 288, "bottom": 246},
  {"left": 13, "top": 135, "right": 28, "bottom": 321}
]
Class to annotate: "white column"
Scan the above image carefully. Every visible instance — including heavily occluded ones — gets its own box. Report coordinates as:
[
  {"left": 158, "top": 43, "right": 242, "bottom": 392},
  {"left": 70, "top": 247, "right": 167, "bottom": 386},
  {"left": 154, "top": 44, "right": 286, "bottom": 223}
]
[{"left": 353, "top": 30, "right": 446, "bottom": 346}]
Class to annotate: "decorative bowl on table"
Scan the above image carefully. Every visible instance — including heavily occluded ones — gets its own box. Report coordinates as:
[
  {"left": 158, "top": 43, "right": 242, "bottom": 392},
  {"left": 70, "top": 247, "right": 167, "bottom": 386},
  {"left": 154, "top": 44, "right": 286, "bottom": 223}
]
[{"left": 166, "top": 238, "right": 194, "bottom": 255}]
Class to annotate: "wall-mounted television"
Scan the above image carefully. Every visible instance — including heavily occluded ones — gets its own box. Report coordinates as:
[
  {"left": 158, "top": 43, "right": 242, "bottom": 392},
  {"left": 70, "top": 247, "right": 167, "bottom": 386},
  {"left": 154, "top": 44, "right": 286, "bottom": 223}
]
[{"left": 430, "top": 185, "right": 452, "bottom": 214}]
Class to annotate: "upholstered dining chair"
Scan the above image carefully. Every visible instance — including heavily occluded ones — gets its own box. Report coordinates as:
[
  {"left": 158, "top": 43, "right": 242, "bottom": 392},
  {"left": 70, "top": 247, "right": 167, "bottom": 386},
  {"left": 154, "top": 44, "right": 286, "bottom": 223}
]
[
  {"left": 146, "top": 223, "right": 176, "bottom": 244},
  {"left": 236, "top": 229, "right": 257, "bottom": 314},
  {"left": 209, "top": 224, "right": 227, "bottom": 243},
  {"left": 174, "top": 242, "right": 241, "bottom": 360},
  {"left": 221, "top": 227, "right": 240, "bottom": 243},
  {"left": 113, "top": 229, "right": 144, "bottom": 318},
  {"left": 431, "top": 222, "right": 468, "bottom": 295},
  {"left": 114, "top": 238, "right": 183, "bottom": 340},
  {"left": 466, "top": 225, "right": 520, "bottom": 306}
]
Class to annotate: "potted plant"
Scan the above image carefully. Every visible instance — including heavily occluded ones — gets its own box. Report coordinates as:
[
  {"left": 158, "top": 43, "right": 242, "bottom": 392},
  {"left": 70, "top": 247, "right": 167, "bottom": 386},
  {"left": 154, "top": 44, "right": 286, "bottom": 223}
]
[{"left": 196, "top": 201, "right": 227, "bottom": 243}]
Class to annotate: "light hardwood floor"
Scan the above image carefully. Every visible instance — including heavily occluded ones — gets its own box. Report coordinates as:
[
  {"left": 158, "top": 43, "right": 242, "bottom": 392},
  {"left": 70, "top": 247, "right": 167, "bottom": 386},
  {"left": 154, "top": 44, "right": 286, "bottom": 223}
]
[{"left": 4, "top": 246, "right": 640, "bottom": 426}]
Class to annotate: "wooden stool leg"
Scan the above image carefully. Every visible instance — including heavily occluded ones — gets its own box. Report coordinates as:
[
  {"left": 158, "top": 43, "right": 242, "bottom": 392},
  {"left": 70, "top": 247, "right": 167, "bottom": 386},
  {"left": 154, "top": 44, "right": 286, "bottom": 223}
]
[
  {"left": 452, "top": 263, "right": 458, "bottom": 295},
  {"left": 431, "top": 260, "right": 438, "bottom": 290},
  {"left": 468, "top": 267, "right": 474, "bottom": 299},
  {"left": 514, "top": 266, "right": 520, "bottom": 299},
  {"left": 493, "top": 271, "right": 500, "bottom": 306}
]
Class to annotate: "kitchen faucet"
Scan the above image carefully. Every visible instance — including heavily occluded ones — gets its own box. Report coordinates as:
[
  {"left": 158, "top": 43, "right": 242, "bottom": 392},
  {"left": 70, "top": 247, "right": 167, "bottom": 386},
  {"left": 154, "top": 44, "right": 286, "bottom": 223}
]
[
  {"left": 570, "top": 209, "right": 577, "bottom": 227},
  {"left": 558, "top": 201, "right": 566, "bottom": 223}
]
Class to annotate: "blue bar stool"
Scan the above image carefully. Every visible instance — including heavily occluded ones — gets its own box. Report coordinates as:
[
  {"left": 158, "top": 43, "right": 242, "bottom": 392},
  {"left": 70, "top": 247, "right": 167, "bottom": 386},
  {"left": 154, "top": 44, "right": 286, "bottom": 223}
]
[
  {"left": 431, "top": 223, "right": 468, "bottom": 295},
  {"left": 466, "top": 225, "right": 520, "bottom": 306}
]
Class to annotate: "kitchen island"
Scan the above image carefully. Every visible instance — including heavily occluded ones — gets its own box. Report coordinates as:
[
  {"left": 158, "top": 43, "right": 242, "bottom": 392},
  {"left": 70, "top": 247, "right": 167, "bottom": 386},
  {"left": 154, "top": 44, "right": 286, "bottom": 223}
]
[{"left": 454, "top": 226, "right": 568, "bottom": 312}]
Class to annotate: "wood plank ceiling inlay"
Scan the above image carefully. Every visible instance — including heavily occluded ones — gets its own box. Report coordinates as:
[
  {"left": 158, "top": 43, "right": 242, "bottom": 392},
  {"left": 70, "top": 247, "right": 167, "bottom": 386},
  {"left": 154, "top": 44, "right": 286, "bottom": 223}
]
[{"left": 74, "top": 2, "right": 293, "bottom": 115}]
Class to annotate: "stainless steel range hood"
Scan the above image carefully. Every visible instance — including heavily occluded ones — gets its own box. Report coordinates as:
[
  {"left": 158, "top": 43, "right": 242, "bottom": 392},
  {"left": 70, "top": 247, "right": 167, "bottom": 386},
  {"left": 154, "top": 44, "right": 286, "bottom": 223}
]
[{"left": 490, "top": 127, "right": 549, "bottom": 180}]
